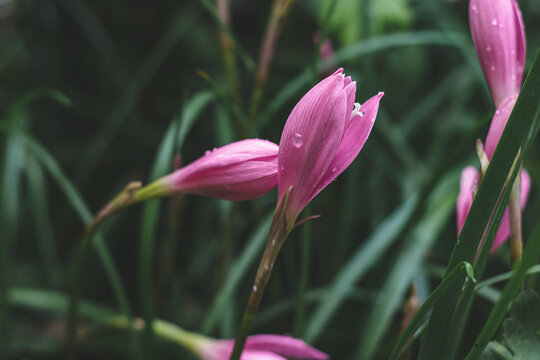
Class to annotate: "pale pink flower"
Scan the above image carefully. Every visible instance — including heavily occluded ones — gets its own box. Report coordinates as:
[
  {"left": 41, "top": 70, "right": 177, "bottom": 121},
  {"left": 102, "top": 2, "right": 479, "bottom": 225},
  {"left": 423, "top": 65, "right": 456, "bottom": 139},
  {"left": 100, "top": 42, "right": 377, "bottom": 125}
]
[
  {"left": 160, "top": 139, "right": 278, "bottom": 201},
  {"left": 469, "top": 0, "right": 526, "bottom": 107},
  {"left": 277, "top": 68, "right": 383, "bottom": 220},
  {"left": 197, "top": 334, "right": 329, "bottom": 360},
  {"left": 457, "top": 166, "right": 531, "bottom": 252}
]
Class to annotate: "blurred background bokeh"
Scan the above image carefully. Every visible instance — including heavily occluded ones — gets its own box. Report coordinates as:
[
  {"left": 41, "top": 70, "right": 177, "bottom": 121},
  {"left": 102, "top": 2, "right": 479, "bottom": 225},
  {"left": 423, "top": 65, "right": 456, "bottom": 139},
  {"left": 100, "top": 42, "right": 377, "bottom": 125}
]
[{"left": 1, "top": 0, "right": 540, "bottom": 359}]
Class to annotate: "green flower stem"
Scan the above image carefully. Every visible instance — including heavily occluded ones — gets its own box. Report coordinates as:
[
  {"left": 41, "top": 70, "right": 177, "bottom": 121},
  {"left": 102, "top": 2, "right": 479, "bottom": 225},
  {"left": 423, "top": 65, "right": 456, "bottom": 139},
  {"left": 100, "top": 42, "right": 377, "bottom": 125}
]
[
  {"left": 509, "top": 167, "right": 523, "bottom": 267},
  {"left": 109, "top": 317, "right": 209, "bottom": 356},
  {"left": 229, "top": 189, "right": 293, "bottom": 360},
  {"left": 65, "top": 179, "right": 170, "bottom": 357}
]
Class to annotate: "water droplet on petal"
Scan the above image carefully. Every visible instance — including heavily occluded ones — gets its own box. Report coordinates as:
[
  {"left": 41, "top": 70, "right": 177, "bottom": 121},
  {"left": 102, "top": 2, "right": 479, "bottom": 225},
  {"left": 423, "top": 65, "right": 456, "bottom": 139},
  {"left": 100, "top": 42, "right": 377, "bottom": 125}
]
[
  {"left": 471, "top": 5, "right": 478, "bottom": 14},
  {"left": 490, "top": 65, "right": 496, "bottom": 71},
  {"left": 511, "top": 49, "right": 516, "bottom": 55},
  {"left": 292, "top": 133, "right": 304, "bottom": 148},
  {"left": 486, "top": 46, "right": 491, "bottom": 52},
  {"left": 331, "top": 166, "right": 338, "bottom": 173},
  {"left": 495, "top": 109, "right": 501, "bottom": 115},
  {"left": 491, "top": 18, "right": 498, "bottom": 26}
]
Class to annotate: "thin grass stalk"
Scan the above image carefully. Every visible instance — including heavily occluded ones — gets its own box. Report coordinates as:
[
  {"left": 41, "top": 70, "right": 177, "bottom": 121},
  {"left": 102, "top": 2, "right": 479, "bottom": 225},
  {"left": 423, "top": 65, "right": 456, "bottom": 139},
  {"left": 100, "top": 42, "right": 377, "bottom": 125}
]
[
  {"left": 249, "top": 0, "right": 295, "bottom": 127},
  {"left": 293, "top": 206, "right": 311, "bottom": 336}
]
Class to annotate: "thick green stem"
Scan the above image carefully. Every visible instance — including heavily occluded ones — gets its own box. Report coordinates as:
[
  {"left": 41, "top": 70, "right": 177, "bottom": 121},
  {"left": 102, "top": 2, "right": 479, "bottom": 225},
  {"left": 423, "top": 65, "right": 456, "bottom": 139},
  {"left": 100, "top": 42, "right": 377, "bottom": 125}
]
[
  {"left": 509, "top": 168, "right": 522, "bottom": 267},
  {"left": 229, "top": 189, "right": 294, "bottom": 360}
]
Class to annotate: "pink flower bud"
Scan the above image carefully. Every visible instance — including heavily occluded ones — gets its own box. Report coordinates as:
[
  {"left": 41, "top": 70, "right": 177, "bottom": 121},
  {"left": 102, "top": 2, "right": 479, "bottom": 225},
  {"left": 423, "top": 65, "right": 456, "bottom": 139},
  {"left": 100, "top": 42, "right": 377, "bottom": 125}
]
[
  {"left": 277, "top": 68, "right": 382, "bottom": 220},
  {"left": 457, "top": 166, "right": 531, "bottom": 252},
  {"left": 161, "top": 139, "right": 278, "bottom": 201},
  {"left": 469, "top": 0, "right": 526, "bottom": 107},
  {"left": 197, "top": 334, "right": 328, "bottom": 360}
]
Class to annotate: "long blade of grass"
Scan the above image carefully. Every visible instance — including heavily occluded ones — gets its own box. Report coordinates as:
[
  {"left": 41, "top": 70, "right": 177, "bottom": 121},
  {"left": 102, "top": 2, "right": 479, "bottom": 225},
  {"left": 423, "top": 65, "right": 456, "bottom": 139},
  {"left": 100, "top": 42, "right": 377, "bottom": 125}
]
[
  {"left": 389, "top": 261, "right": 476, "bottom": 360},
  {"left": 304, "top": 194, "right": 417, "bottom": 343},
  {"left": 75, "top": 9, "right": 198, "bottom": 185},
  {"left": 419, "top": 49, "right": 540, "bottom": 360},
  {"left": 260, "top": 30, "right": 469, "bottom": 129},
  {"left": 201, "top": 214, "right": 273, "bottom": 334},
  {"left": 138, "top": 117, "right": 182, "bottom": 358},
  {"left": 354, "top": 173, "right": 458, "bottom": 360}
]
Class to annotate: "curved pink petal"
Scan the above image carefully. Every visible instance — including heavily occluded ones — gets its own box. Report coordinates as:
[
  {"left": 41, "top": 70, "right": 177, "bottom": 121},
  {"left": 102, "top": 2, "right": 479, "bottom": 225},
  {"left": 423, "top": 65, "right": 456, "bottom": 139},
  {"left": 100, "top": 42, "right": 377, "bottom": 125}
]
[
  {"left": 278, "top": 69, "right": 347, "bottom": 218},
  {"left": 457, "top": 166, "right": 479, "bottom": 236},
  {"left": 484, "top": 93, "right": 518, "bottom": 160},
  {"left": 469, "top": 0, "right": 526, "bottom": 107},
  {"left": 244, "top": 335, "right": 329, "bottom": 360},
  {"left": 491, "top": 170, "right": 531, "bottom": 252},
  {"left": 163, "top": 139, "right": 278, "bottom": 201},
  {"left": 313, "top": 92, "right": 383, "bottom": 198}
]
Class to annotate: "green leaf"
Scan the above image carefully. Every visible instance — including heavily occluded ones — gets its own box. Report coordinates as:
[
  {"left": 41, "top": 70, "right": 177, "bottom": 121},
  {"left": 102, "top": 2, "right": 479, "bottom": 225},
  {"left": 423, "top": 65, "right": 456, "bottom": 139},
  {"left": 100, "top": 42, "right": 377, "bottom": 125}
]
[{"left": 503, "top": 290, "right": 540, "bottom": 357}]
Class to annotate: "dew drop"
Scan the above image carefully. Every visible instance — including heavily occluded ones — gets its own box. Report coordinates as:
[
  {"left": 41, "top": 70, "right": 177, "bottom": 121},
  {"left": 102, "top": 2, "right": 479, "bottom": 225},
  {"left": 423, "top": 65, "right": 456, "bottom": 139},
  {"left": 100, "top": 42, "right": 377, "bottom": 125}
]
[
  {"left": 292, "top": 133, "right": 304, "bottom": 148},
  {"left": 471, "top": 5, "right": 478, "bottom": 14},
  {"left": 490, "top": 65, "right": 496, "bottom": 71},
  {"left": 486, "top": 46, "right": 491, "bottom": 52},
  {"left": 253, "top": 285, "right": 258, "bottom": 292},
  {"left": 331, "top": 166, "right": 338, "bottom": 173},
  {"left": 511, "top": 49, "right": 516, "bottom": 55},
  {"left": 491, "top": 18, "right": 498, "bottom": 26},
  {"left": 495, "top": 109, "right": 501, "bottom": 115}
]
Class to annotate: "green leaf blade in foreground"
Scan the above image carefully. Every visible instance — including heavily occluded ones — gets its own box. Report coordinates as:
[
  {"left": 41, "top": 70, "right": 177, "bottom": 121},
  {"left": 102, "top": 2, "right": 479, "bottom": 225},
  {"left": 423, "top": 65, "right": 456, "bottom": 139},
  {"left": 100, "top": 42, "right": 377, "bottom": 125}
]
[{"left": 419, "top": 49, "right": 540, "bottom": 360}]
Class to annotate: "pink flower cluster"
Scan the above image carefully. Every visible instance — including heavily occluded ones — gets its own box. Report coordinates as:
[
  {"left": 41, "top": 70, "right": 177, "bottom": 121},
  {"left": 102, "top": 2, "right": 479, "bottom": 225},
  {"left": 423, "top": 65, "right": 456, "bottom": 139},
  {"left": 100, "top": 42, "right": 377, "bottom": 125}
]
[{"left": 457, "top": 0, "right": 531, "bottom": 252}]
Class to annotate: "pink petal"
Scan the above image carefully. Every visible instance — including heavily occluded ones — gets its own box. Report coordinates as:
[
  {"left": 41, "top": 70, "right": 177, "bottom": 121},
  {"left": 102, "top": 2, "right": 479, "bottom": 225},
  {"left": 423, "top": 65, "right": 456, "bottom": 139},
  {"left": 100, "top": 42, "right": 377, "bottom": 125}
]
[
  {"left": 312, "top": 92, "right": 382, "bottom": 198},
  {"left": 457, "top": 166, "right": 479, "bottom": 236},
  {"left": 469, "top": 0, "right": 526, "bottom": 107},
  {"left": 198, "top": 340, "right": 286, "bottom": 360},
  {"left": 163, "top": 139, "right": 278, "bottom": 201},
  {"left": 491, "top": 170, "right": 532, "bottom": 252},
  {"left": 484, "top": 93, "right": 519, "bottom": 160},
  {"left": 278, "top": 69, "right": 347, "bottom": 218},
  {"left": 245, "top": 335, "right": 329, "bottom": 360}
]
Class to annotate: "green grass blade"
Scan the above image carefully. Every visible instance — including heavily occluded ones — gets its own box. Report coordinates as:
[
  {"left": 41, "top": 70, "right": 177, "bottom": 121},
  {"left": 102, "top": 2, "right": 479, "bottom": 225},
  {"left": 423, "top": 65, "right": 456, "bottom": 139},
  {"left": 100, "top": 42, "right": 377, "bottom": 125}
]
[
  {"left": 201, "top": 214, "right": 273, "bottom": 334},
  {"left": 389, "top": 261, "right": 476, "bottom": 360},
  {"left": 26, "top": 157, "right": 63, "bottom": 286},
  {"left": 260, "top": 30, "right": 469, "bottom": 129},
  {"left": 75, "top": 10, "right": 198, "bottom": 185},
  {"left": 419, "top": 49, "right": 540, "bottom": 360},
  {"left": 354, "top": 174, "right": 458, "bottom": 360},
  {"left": 14, "top": 131, "right": 135, "bottom": 336},
  {"left": 304, "top": 194, "right": 418, "bottom": 343},
  {"left": 0, "top": 128, "right": 26, "bottom": 357},
  {"left": 138, "top": 117, "right": 181, "bottom": 358},
  {"left": 465, "top": 221, "right": 540, "bottom": 359}
]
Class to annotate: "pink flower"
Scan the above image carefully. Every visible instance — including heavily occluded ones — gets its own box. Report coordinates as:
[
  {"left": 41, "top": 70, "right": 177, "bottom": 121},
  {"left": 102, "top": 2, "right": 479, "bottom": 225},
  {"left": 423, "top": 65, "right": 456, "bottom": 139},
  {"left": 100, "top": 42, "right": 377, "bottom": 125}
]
[
  {"left": 469, "top": 0, "right": 526, "bottom": 107},
  {"left": 484, "top": 93, "right": 519, "bottom": 160},
  {"left": 196, "top": 334, "right": 329, "bottom": 360},
  {"left": 457, "top": 166, "right": 531, "bottom": 252},
  {"left": 160, "top": 139, "right": 278, "bottom": 201},
  {"left": 277, "top": 68, "right": 383, "bottom": 220}
]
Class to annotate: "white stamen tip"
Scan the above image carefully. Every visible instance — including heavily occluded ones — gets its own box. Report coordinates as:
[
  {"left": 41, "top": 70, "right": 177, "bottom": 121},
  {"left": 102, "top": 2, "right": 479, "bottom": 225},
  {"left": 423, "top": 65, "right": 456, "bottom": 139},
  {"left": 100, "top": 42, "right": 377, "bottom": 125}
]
[{"left": 351, "top": 102, "right": 363, "bottom": 119}]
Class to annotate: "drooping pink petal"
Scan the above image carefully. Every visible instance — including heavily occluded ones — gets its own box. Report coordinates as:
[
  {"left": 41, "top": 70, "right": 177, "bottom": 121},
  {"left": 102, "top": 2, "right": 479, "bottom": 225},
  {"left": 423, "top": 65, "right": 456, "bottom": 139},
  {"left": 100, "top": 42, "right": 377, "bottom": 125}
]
[
  {"left": 162, "top": 139, "right": 279, "bottom": 201},
  {"left": 457, "top": 166, "right": 479, "bottom": 236},
  {"left": 484, "top": 93, "right": 519, "bottom": 160},
  {"left": 491, "top": 170, "right": 531, "bottom": 252},
  {"left": 278, "top": 69, "right": 347, "bottom": 218},
  {"left": 469, "top": 0, "right": 526, "bottom": 107},
  {"left": 244, "top": 335, "right": 329, "bottom": 360},
  {"left": 312, "top": 92, "right": 383, "bottom": 198},
  {"left": 198, "top": 340, "right": 287, "bottom": 360}
]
